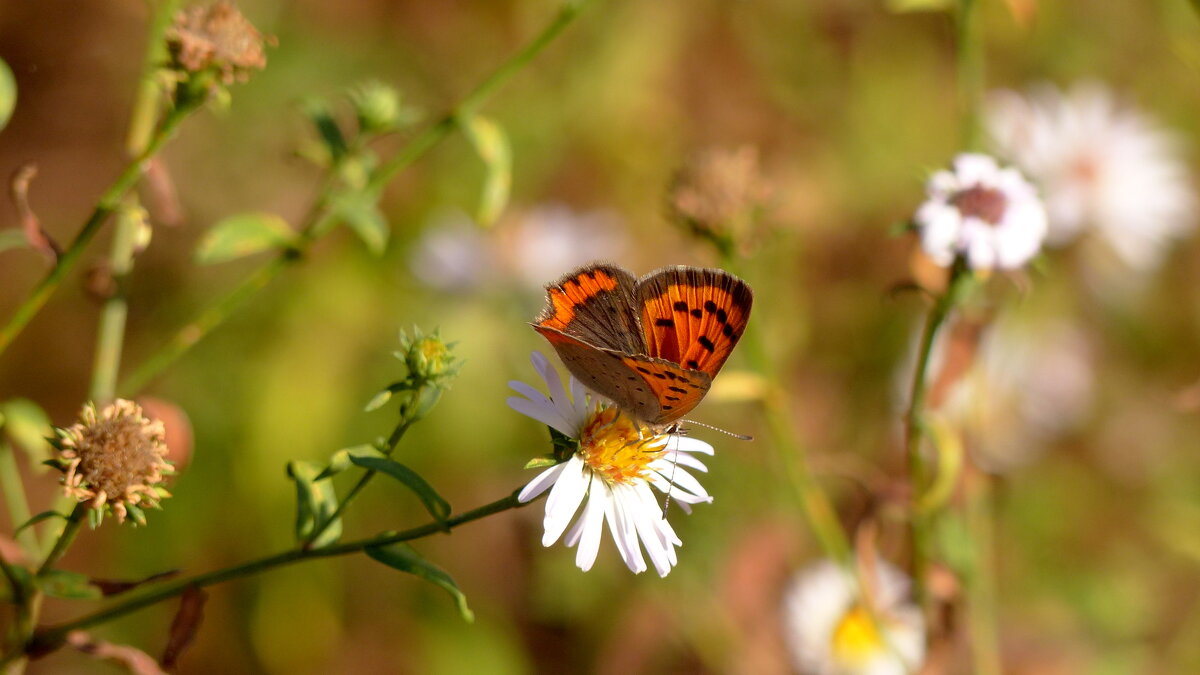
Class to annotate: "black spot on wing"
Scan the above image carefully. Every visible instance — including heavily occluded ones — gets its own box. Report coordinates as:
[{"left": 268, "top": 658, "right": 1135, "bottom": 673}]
[{"left": 698, "top": 336, "right": 715, "bottom": 352}]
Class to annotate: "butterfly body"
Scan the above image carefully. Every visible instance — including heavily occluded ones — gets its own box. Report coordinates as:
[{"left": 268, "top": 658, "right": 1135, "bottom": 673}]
[{"left": 533, "top": 263, "right": 752, "bottom": 428}]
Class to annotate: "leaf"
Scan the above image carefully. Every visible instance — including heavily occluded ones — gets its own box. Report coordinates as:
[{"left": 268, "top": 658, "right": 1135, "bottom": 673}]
[
  {"left": 14, "top": 510, "right": 65, "bottom": 537},
  {"left": 365, "top": 543, "right": 473, "bottom": 622},
  {"left": 1, "top": 398, "right": 52, "bottom": 465},
  {"left": 287, "top": 460, "right": 342, "bottom": 547},
  {"left": 0, "top": 229, "right": 26, "bottom": 253},
  {"left": 460, "top": 115, "right": 511, "bottom": 227},
  {"left": 302, "top": 97, "right": 347, "bottom": 161},
  {"left": 331, "top": 191, "right": 388, "bottom": 255},
  {"left": 9, "top": 163, "right": 59, "bottom": 262},
  {"left": 195, "top": 212, "right": 294, "bottom": 264},
  {"left": 885, "top": 0, "right": 953, "bottom": 11},
  {"left": 162, "top": 587, "right": 207, "bottom": 670},
  {"left": 40, "top": 569, "right": 102, "bottom": 600},
  {"left": 348, "top": 455, "right": 450, "bottom": 522},
  {"left": 316, "top": 443, "right": 386, "bottom": 480},
  {"left": 523, "top": 457, "right": 559, "bottom": 470},
  {"left": 916, "top": 416, "right": 965, "bottom": 515},
  {"left": 0, "top": 57, "right": 14, "bottom": 132}
]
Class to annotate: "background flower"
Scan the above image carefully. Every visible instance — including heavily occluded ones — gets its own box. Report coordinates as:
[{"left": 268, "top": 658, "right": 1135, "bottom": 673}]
[
  {"left": 914, "top": 153, "right": 1048, "bottom": 270},
  {"left": 987, "top": 82, "right": 1196, "bottom": 273}
]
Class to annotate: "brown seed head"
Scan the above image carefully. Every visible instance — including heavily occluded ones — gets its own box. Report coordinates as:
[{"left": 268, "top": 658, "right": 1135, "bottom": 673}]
[
  {"left": 669, "top": 145, "right": 772, "bottom": 248},
  {"left": 57, "top": 400, "right": 173, "bottom": 525},
  {"left": 166, "top": 1, "right": 270, "bottom": 85}
]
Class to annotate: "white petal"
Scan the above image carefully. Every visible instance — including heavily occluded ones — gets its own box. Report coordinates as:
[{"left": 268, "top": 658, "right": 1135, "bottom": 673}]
[
  {"left": 569, "top": 476, "right": 608, "bottom": 571},
  {"left": 542, "top": 457, "right": 589, "bottom": 546},
  {"left": 518, "top": 462, "right": 567, "bottom": 503},
  {"left": 606, "top": 486, "right": 646, "bottom": 573},
  {"left": 626, "top": 486, "right": 674, "bottom": 577},
  {"left": 672, "top": 437, "right": 715, "bottom": 455},
  {"left": 506, "top": 395, "right": 574, "bottom": 437},
  {"left": 531, "top": 352, "right": 580, "bottom": 430}
]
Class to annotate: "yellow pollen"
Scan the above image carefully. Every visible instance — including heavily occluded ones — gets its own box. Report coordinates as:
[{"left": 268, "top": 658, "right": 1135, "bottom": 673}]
[
  {"left": 578, "top": 407, "right": 664, "bottom": 486},
  {"left": 831, "top": 605, "right": 885, "bottom": 666}
]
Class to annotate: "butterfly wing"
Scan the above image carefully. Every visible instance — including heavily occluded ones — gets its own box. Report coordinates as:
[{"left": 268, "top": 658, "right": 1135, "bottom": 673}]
[
  {"left": 533, "top": 263, "right": 644, "bottom": 354},
  {"left": 534, "top": 326, "right": 673, "bottom": 419},
  {"left": 617, "top": 354, "right": 713, "bottom": 426},
  {"left": 636, "top": 266, "right": 753, "bottom": 377}
]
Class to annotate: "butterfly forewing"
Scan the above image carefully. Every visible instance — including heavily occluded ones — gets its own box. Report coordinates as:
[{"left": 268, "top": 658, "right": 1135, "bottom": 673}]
[
  {"left": 636, "top": 266, "right": 753, "bottom": 377},
  {"left": 533, "top": 264, "right": 645, "bottom": 355}
]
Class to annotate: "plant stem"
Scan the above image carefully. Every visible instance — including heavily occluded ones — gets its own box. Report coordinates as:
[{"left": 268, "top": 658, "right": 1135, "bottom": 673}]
[
  {"left": 721, "top": 258, "right": 850, "bottom": 564},
  {"left": 303, "top": 418, "right": 413, "bottom": 549},
  {"left": 118, "top": 0, "right": 592, "bottom": 393},
  {"left": 964, "top": 467, "right": 1002, "bottom": 675},
  {"left": 903, "top": 269, "right": 961, "bottom": 604},
  {"left": 24, "top": 492, "right": 528, "bottom": 657},
  {"left": 956, "top": 0, "right": 985, "bottom": 150},
  {"left": 0, "top": 106, "right": 191, "bottom": 360},
  {"left": 87, "top": 0, "right": 181, "bottom": 404},
  {"left": 0, "top": 442, "right": 36, "bottom": 553},
  {"left": 36, "top": 504, "right": 85, "bottom": 578}
]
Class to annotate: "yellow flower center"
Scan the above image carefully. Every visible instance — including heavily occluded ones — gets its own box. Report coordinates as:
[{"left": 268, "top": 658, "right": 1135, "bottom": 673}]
[
  {"left": 831, "top": 605, "right": 886, "bottom": 666},
  {"left": 578, "top": 407, "right": 664, "bottom": 485}
]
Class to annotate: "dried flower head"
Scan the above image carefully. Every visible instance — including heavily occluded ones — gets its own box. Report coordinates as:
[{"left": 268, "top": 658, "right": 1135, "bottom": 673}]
[
  {"left": 669, "top": 145, "right": 772, "bottom": 253},
  {"left": 166, "top": 1, "right": 269, "bottom": 86},
  {"left": 53, "top": 400, "right": 173, "bottom": 526}
]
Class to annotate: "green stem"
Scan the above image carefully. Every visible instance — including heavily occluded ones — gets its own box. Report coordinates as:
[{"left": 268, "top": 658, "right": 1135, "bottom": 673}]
[
  {"left": 87, "top": 206, "right": 141, "bottom": 403},
  {"left": 903, "top": 272, "right": 959, "bottom": 604},
  {"left": 721, "top": 258, "right": 850, "bottom": 564},
  {"left": 956, "top": 0, "right": 985, "bottom": 150},
  {"left": 964, "top": 468, "right": 1002, "bottom": 675},
  {"left": 118, "top": 0, "right": 591, "bottom": 392},
  {"left": 0, "top": 442, "right": 36, "bottom": 553},
  {"left": 302, "top": 418, "right": 413, "bottom": 549},
  {"left": 88, "top": 0, "right": 181, "bottom": 404},
  {"left": 0, "top": 106, "right": 192, "bottom": 360},
  {"left": 36, "top": 504, "right": 86, "bottom": 578},
  {"left": 25, "top": 492, "right": 528, "bottom": 657}
]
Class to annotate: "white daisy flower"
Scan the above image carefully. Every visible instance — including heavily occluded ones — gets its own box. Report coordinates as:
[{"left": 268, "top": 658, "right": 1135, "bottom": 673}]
[
  {"left": 409, "top": 209, "right": 495, "bottom": 292},
  {"left": 914, "top": 153, "right": 1048, "bottom": 270},
  {"left": 509, "top": 352, "right": 714, "bottom": 577},
  {"left": 987, "top": 82, "right": 1196, "bottom": 271},
  {"left": 783, "top": 557, "right": 925, "bottom": 675}
]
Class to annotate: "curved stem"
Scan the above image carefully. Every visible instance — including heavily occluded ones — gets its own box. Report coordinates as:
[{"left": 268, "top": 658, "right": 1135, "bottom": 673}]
[
  {"left": 36, "top": 503, "right": 86, "bottom": 577},
  {"left": 26, "top": 492, "right": 528, "bottom": 656},
  {"left": 119, "top": 0, "right": 591, "bottom": 392}
]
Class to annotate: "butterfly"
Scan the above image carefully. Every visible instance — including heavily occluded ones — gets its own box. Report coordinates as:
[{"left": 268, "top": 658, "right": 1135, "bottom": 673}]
[{"left": 533, "top": 263, "right": 753, "bottom": 429}]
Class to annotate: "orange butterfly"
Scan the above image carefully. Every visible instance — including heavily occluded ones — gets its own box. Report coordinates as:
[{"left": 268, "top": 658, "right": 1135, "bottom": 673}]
[{"left": 533, "top": 263, "right": 753, "bottom": 429}]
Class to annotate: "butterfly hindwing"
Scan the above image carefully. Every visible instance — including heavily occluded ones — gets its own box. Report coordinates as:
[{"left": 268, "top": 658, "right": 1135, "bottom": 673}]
[
  {"left": 619, "top": 355, "right": 712, "bottom": 426},
  {"left": 533, "top": 326, "right": 666, "bottom": 417},
  {"left": 534, "top": 263, "right": 645, "bottom": 355},
  {"left": 636, "top": 266, "right": 753, "bottom": 378}
]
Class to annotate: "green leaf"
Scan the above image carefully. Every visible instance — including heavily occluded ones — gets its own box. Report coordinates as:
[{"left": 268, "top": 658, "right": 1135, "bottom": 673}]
[
  {"left": 287, "top": 460, "right": 342, "bottom": 547},
  {"left": 316, "top": 444, "right": 386, "bottom": 480},
  {"left": 523, "top": 457, "right": 559, "bottom": 470},
  {"left": 885, "top": 0, "right": 953, "bottom": 11},
  {"left": 365, "top": 543, "right": 473, "bottom": 622},
  {"left": 331, "top": 191, "right": 388, "bottom": 255},
  {"left": 195, "top": 212, "right": 294, "bottom": 264},
  {"left": 0, "top": 229, "right": 26, "bottom": 253},
  {"left": 302, "top": 97, "right": 348, "bottom": 161},
  {"left": 348, "top": 455, "right": 450, "bottom": 522},
  {"left": 40, "top": 569, "right": 102, "bottom": 600},
  {"left": 364, "top": 389, "right": 393, "bottom": 412},
  {"left": 14, "top": 510, "right": 65, "bottom": 537},
  {"left": 1, "top": 398, "right": 52, "bottom": 465},
  {"left": 0, "top": 57, "right": 15, "bottom": 132},
  {"left": 461, "top": 115, "right": 511, "bottom": 227}
]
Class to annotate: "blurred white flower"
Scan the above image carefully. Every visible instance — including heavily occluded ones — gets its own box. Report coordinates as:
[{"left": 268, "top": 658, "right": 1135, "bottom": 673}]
[
  {"left": 925, "top": 315, "right": 1095, "bottom": 473},
  {"left": 987, "top": 82, "right": 1196, "bottom": 271},
  {"left": 783, "top": 557, "right": 925, "bottom": 675},
  {"left": 409, "top": 210, "right": 494, "bottom": 292},
  {"left": 509, "top": 352, "right": 714, "bottom": 577},
  {"left": 914, "top": 153, "right": 1048, "bottom": 270},
  {"left": 495, "top": 204, "right": 628, "bottom": 289}
]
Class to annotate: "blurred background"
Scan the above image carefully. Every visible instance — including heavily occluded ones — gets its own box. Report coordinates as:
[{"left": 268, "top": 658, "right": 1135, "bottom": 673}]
[{"left": 3, "top": 0, "right": 1200, "bottom": 672}]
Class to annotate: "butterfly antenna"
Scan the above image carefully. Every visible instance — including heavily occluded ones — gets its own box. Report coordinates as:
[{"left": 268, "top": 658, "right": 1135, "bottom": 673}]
[
  {"left": 680, "top": 419, "right": 754, "bottom": 441},
  {"left": 660, "top": 430, "right": 681, "bottom": 517}
]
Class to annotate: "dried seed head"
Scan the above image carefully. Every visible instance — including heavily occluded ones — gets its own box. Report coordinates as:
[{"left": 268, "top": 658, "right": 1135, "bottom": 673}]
[
  {"left": 166, "top": 1, "right": 270, "bottom": 86},
  {"left": 55, "top": 400, "right": 173, "bottom": 526},
  {"left": 668, "top": 145, "right": 772, "bottom": 252}
]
